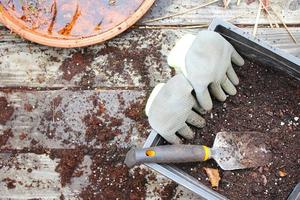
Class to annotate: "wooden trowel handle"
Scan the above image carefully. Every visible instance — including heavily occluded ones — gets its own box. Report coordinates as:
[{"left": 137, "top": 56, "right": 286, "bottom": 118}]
[{"left": 124, "top": 145, "right": 211, "bottom": 168}]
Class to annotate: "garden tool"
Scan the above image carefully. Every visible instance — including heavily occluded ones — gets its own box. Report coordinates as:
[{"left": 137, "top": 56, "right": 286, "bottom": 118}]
[
  {"left": 146, "top": 74, "right": 206, "bottom": 144},
  {"left": 125, "top": 131, "right": 272, "bottom": 170},
  {"left": 167, "top": 30, "right": 245, "bottom": 111}
]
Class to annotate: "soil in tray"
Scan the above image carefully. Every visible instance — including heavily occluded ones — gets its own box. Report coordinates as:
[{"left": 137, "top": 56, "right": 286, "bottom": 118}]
[{"left": 180, "top": 60, "right": 300, "bottom": 200}]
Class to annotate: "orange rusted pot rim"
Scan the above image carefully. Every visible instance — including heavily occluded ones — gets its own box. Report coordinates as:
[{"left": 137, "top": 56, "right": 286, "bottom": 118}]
[{"left": 0, "top": 0, "right": 155, "bottom": 48}]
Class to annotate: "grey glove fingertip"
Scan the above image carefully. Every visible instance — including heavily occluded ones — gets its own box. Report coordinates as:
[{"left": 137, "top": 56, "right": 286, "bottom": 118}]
[
  {"left": 177, "top": 124, "right": 195, "bottom": 140},
  {"left": 196, "top": 88, "right": 213, "bottom": 111},
  {"left": 231, "top": 49, "right": 245, "bottom": 66},
  {"left": 164, "top": 134, "right": 182, "bottom": 144},
  {"left": 209, "top": 83, "right": 227, "bottom": 102},
  {"left": 221, "top": 76, "right": 237, "bottom": 95},
  {"left": 192, "top": 103, "right": 207, "bottom": 115},
  {"left": 186, "top": 110, "right": 206, "bottom": 128},
  {"left": 227, "top": 65, "right": 239, "bottom": 85}
]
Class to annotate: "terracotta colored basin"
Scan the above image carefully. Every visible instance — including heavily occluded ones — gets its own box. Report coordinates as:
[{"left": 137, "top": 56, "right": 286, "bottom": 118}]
[{"left": 0, "top": 0, "right": 155, "bottom": 48}]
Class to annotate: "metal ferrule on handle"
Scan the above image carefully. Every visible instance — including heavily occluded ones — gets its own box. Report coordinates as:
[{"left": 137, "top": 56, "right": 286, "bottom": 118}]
[{"left": 125, "top": 145, "right": 211, "bottom": 168}]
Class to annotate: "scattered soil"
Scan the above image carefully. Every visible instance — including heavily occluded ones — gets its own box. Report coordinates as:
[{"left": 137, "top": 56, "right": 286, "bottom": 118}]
[
  {"left": 24, "top": 103, "right": 34, "bottom": 112},
  {"left": 79, "top": 146, "right": 150, "bottom": 200},
  {"left": 37, "top": 93, "right": 151, "bottom": 199},
  {"left": 79, "top": 69, "right": 96, "bottom": 88},
  {"left": 83, "top": 113, "right": 122, "bottom": 143},
  {"left": 19, "top": 132, "right": 28, "bottom": 140},
  {"left": 0, "top": 129, "right": 13, "bottom": 147},
  {"left": 121, "top": 94, "right": 150, "bottom": 140},
  {"left": 60, "top": 194, "right": 65, "bottom": 200},
  {"left": 0, "top": 97, "right": 14, "bottom": 125},
  {"left": 246, "top": 0, "right": 256, "bottom": 5},
  {"left": 180, "top": 61, "right": 300, "bottom": 200},
  {"left": 52, "top": 96, "right": 63, "bottom": 107},
  {"left": 2, "top": 177, "right": 17, "bottom": 189},
  {"left": 158, "top": 182, "right": 178, "bottom": 200},
  {"left": 59, "top": 52, "right": 94, "bottom": 81},
  {"left": 38, "top": 95, "right": 63, "bottom": 139},
  {"left": 96, "top": 38, "right": 164, "bottom": 86},
  {"left": 50, "top": 147, "right": 85, "bottom": 187},
  {"left": 83, "top": 96, "right": 123, "bottom": 145},
  {"left": 124, "top": 101, "right": 147, "bottom": 121}
]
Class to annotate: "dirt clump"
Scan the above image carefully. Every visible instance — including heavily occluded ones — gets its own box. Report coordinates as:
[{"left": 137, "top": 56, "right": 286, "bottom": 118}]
[
  {"left": 83, "top": 114, "right": 122, "bottom": 143},
  {"left": 60, "top": 52, "right": 94, "bottom": 81},
  {"left": 0, "top": 97, "right": 14, "bottom": 125},
  {"left": 79, "top": 70, "right": 96, "bottom": 88},
  {"left": 50, "top": 148, "right": 85, "bottom": 187},
  {"left": 159, "top": 182, "right": 178, "bottom": 200},
  {"left": 0, "top": 129, "right": 13, "bottom": 147},
  {"left": 124, "top": 101, "right": 146, "bottom": 121},
  {"left": 2, "top": 177, "right": 17, "bottom": 189},
  {"left": 83, "top": 97, "right": 123, "bottom": 145},
  {"left": 24, "top": 103, "right": 34, "bottom": 112},
  {"left": 96, "top": 34, "right": 164, "bottom": 87}
]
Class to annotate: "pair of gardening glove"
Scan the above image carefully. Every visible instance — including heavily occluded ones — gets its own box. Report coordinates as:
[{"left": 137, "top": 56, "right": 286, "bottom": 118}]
[{"left": 145, "top": 30, "right": 245, "bottom": 144}]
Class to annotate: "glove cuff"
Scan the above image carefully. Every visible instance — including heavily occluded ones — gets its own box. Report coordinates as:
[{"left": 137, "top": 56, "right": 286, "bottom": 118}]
[
  {"left": 145, "top": 83, "right": 165, "bottom": 116},
  {"left": 167, "top": 34, "right": 196, "bottom": 76}
]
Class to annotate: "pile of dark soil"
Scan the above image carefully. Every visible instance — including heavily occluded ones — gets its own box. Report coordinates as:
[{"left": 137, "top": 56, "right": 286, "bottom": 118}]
[{"left": 181, "top": 60, "right": 300, "bottom": 200}]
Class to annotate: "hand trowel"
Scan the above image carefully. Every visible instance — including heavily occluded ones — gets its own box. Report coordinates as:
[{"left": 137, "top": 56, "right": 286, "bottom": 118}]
[{"left": 125, "top": 131, "right": 272, "bottom": 170}]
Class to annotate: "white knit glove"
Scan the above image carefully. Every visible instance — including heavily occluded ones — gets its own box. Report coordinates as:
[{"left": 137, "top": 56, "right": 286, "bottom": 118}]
[
  {"left": 168, "top": 30, "right": 245, "bottom": 111},
  {"left": 145, "top": 74, "right": 206, "bottom": 144}
]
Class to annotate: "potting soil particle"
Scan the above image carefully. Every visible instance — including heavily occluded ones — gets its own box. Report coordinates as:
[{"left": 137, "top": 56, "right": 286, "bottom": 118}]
[
  {"left": 0, "top": 129, "right": 13, "bottom": 147},
  {"left": 2, "top": 177, "right": 17, "bottom": 189},
  {"left": 180, "top": 60, "right": 300, "bottom": 200},
  {"left": 0, "top": 96, "right": 14, "bottom": 125}
]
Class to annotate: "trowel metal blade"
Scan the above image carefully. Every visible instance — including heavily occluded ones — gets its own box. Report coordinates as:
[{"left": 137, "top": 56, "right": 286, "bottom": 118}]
[{"left": 212, "top": 132, "right": 272, "bottom": 170}]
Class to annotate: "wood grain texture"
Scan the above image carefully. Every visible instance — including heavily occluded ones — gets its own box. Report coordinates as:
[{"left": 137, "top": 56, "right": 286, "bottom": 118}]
[
  {"left": 0, "top": 29, "right": 174, "bottom": 88},
  {"left": 0, "top": 90, "right": 148, "bottom": 150},
  {"left": 140, "top": 0, "right": 300, "bottom": 25},
  {"left": 0, "top": 153, "right": 91, "bottom": 199},
  {"left": 0, "top": 28, "right": 299, "bottom": 88}
]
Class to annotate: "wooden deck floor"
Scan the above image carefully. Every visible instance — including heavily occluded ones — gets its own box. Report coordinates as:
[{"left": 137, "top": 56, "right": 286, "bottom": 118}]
[{"left": 0, "top": 0, "right": 299, "bottom": 199}]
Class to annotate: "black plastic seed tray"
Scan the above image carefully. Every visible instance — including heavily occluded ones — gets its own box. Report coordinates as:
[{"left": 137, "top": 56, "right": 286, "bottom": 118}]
[{"left": 143, "top": 18, "right": 300, "bottom": 200}]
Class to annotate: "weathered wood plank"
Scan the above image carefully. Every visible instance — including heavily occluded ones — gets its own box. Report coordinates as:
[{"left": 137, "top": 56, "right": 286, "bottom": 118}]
[
  {"left": 0, "top": 152, "right": 197, "bottom": 200},
  {"left": 0, "top": 153, "right": 91, "bottom": 199},
  {"left": 0, "top": 0, "right": 299, "bottom": 27},
  {"left": 0, "top": 29, "right": 174, "bottom": 88},
  {"left": 0, "top": 90, "right": 149, "bottom": 150},
  {"left": 0, "top": 28, "right": 299, "bottom": 88},
  {"left": 140, "top": 0, "right": 300, "bottom": 25}
]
